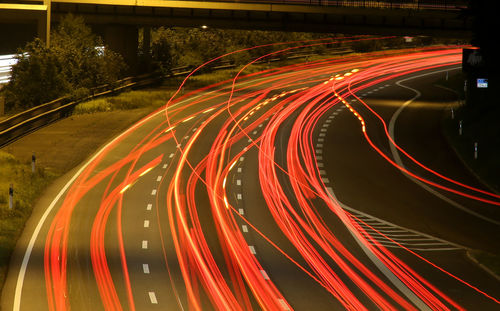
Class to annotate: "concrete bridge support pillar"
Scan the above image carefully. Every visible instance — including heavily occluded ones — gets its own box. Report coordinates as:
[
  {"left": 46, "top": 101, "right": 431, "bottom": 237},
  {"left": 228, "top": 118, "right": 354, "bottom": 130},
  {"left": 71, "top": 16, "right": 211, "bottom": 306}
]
[
  {"left": 139, "top": 26, "right": 152, "bottom": 72},
  {"left": 102, "top": 25, "right": 138, "bottom": 75}
]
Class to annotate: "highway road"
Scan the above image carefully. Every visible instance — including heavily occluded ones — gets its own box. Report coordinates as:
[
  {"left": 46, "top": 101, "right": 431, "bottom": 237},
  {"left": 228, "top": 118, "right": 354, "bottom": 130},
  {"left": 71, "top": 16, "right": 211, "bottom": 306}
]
[{"left": 2, "top": 42, "right": 500, "bottom": 310}]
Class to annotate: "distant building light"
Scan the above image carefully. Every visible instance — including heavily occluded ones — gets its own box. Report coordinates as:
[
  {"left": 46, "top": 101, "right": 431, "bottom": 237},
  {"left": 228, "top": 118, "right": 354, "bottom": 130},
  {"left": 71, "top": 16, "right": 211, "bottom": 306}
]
[
  {"left": 477, "top": 78, "right": 488, "bottom": 88},
  {"left": 201, "top": 25, "right": 208, "bottom": 29}
]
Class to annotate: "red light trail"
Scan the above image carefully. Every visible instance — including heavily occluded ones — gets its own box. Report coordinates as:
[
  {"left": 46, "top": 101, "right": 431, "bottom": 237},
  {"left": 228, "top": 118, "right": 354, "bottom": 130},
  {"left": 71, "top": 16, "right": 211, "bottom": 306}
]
[{"left": 31, "top": 38, "right": 500, "bottom": 311}]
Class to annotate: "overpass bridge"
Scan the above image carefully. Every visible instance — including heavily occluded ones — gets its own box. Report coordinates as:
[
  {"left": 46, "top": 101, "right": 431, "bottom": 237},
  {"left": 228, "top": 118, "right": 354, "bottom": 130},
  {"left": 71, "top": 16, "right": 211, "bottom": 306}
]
[{"left": 1, "top": 0, "right": 471, "bottom": 70}]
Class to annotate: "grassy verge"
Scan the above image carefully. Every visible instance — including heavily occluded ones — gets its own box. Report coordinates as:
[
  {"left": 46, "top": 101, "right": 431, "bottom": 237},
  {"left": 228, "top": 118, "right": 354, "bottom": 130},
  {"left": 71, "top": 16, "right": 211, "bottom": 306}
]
[
  {"left": 73, "top": 65, "right": 270, "bottom": 114},
  {"left": 73, "top": 90, "right": 174, "bottom": 114},
  {"left": 0, "top": 151, "right": 57, "bottom": 290}
]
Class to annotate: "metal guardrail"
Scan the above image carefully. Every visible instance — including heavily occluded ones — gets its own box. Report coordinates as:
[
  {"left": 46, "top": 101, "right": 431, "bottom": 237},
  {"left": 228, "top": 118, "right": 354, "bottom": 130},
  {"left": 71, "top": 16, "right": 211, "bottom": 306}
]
[
  {"left": 0, "top": 72, "right": 164, "bottom": 147},
  {"left": 0, "top": 47, "right": 351, "bottom": 147}
]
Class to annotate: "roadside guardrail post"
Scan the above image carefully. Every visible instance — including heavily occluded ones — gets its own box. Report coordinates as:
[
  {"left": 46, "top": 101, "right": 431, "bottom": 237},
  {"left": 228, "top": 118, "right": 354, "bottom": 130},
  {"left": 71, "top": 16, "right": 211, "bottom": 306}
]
[
  {"left": 32, "top": 152, "right": 36, "bottom": 173},
  {"left": 459, "top": 120, "right": 462, "bottom": 135},
  {"left": 9, "top": 183, "right": 13, "bottom": 209},
  {"left": 474, "top": 142, "right": 478, "bottom": 160}
]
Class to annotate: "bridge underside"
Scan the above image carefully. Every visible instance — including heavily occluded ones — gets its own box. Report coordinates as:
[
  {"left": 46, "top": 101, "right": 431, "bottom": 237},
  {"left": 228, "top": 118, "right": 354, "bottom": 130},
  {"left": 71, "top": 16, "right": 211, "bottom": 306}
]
[
  {"left": 1, "top": 1, "right": 471, "bottom": 70},
  {"left": 48, "top": 2, "right": 470, "bottom": 37}
]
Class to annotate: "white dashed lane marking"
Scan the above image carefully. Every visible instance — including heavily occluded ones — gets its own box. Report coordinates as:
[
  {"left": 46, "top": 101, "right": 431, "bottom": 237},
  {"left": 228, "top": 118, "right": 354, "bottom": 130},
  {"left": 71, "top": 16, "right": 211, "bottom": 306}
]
[
  {"left": 148, "top": 292, "right": 158, "bottom": 304},
  {"left": 236, "top": 180, "right": 242, "bottom": 186},
  {"left": 143, "top": 264, "right": 150, "bottom": 274},
  {"left": 249, "top": 245, "right": 257, "bottom": 255},
  {"left": 238, "top": 208, "right": 245, "bottom": 215},
  {"left": 143, "top": 220, "right": 150, "bottom": 228},
  {"left": 237, "top": 193, "right": 242, "bottom": 200},
  {"left": 156, "top": 176, "right": 162, "bottom": 182},
  {"left": 142, "top": 240, "right": 148, "bottom": 249},
  {"left": 260, "top": 270, "right": 270, "bottom": 280},
  {"left": 162, "top": 164, "right": 167, "bottom": 169},
  {"left": 242, "top": 225, "right": 248, "bottom": 232},
  {"left": 147, "top": 204, "right": 152, "bottom": 211},
  {"left": 151, "top": 189, "right": 157, "bottom": 195},
  {"left": 237, "top": 167, "right": 242, "bottom": 173},
  {"left": 169, "top": 153, "right": 174, "bottom": 158},
  {"left": 279, "top": 299, "right": 291, "bottom": 311}
]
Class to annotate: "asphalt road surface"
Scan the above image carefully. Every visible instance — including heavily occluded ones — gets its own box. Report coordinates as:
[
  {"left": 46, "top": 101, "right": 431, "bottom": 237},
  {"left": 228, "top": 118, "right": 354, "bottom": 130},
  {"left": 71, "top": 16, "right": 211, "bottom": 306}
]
[{"left": 3, "top": 45, "right": 500, "bottom": 311}]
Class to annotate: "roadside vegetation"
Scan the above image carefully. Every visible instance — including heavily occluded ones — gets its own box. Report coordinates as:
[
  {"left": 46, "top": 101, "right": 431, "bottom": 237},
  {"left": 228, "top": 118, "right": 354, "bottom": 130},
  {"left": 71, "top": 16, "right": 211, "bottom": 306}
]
[
  {"left": 0, "top": 151, "right": 57, "bottom": 289},
  {"left": 1, "top": 14, "right": 124, "bottom": 113}
]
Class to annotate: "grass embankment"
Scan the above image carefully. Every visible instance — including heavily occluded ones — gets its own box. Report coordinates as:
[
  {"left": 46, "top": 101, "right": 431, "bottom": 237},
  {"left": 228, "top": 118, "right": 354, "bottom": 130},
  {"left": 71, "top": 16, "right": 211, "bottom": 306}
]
[
  {"left": 73, "top": 65, "right": 270, "bottom": 114},
  {"left": 0, "top": 152, "right": 57, "bottom": 288},
  {"left": 440, "top": 72, "right": 500, "bottom": 277}
]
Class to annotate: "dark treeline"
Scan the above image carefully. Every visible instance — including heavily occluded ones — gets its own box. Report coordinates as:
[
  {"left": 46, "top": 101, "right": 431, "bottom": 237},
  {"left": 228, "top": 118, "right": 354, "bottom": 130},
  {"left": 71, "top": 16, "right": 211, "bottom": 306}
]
[{"left": 147, "top": 27, "right": 437, "bottom": 74}]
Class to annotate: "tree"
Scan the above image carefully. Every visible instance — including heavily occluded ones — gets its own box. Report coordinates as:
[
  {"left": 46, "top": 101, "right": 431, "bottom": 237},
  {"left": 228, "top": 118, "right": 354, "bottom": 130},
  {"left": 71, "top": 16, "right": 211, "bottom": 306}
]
[
  {"left": 2, "top": 14, "right": 125, "bottom": 111},
  {"left": 51, "top": 14, "right": 125, "bottom": 90},
  {"left": 3, "top": 39, "right": 68, "bottom": 110}
]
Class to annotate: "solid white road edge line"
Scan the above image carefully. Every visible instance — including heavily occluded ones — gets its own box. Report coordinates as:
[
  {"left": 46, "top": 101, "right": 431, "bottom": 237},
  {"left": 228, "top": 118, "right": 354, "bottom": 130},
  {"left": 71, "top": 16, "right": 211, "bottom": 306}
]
[{"left": 325, "top": 187, "right": 431, "bottom": 311}]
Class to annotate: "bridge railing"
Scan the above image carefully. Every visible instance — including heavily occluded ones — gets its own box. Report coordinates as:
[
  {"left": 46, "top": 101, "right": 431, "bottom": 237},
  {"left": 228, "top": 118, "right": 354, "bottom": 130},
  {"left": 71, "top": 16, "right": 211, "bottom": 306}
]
[
  {"left": 6, "top": 0, "right": 469, "bottom": 11},
  {"left": 0, "top": 73, "right": 162, "bottom": 147},
  {"left": 196, "top": 0, "right": 468, "bottom": 11}
]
